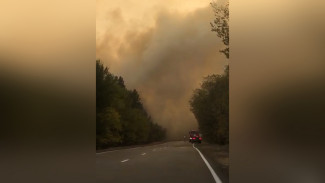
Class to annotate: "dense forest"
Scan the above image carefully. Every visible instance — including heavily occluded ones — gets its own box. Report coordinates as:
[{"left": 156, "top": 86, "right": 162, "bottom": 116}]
[
  {"left": 96, "top": 60, "right": 166, "bottom": 149},
  {"left": 189, "top": 66, "right": 229, "bottom": 144}
]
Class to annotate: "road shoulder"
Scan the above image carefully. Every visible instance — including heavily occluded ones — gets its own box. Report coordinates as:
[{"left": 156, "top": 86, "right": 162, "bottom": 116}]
[{"left": 195, "top": 142, "right": 229, "bottom": 183}]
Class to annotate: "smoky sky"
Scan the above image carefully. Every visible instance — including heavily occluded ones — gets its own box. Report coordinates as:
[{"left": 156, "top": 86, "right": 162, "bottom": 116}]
[{"left": 96, "top": 1, "right": 227, "bottom": 139}]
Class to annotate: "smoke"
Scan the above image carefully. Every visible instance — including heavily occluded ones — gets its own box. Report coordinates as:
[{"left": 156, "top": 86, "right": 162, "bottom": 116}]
[{"left": 96, "top": 3, "right": 227, "bottom": 139}]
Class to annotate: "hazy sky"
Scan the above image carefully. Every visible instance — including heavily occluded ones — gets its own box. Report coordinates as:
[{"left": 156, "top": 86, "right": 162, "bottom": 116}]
[{"left": 96, "top": 0, "right": 227, "bottom": 139}]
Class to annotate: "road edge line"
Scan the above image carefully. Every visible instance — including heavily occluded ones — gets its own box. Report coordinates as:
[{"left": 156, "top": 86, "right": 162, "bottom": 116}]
[{"left": 193, "top": 143, "right": 222, "bottom": 183}]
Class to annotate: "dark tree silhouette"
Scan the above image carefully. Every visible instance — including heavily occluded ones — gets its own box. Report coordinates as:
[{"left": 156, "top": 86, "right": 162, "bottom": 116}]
[
  {"left": 96, "top": 60, "right": 166, "bottom": 149},
  {"left": 211, "top": 2, "right": 229, "bottom": 58},
  {"left": 189, "top": 66, "right": 229, "bottom": 144}
]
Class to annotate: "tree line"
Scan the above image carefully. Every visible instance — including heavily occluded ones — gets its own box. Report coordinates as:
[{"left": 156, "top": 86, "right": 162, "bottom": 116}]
[
  {"left": 96, "top": 60, "right": 166, "bottom": 149},
  {"left": 189, "top": 66, "right": 229, "bottom": 144}
]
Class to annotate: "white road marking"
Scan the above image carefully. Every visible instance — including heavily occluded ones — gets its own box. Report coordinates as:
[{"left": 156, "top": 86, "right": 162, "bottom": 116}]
[
  {"left": 96, "top": 147, "right": 139, "bottom": 155},
  {"left": 96, "top": 142, "right": 168, "bottom": 155},
  {"left": 121, "top": 159, "right": 129, "bottom": 163},
  {"left": 193, "top": 144, "right": 222, "bottom": 183},
  {"left": 141, "top": 153, "right": 146, "bottom": 155}
]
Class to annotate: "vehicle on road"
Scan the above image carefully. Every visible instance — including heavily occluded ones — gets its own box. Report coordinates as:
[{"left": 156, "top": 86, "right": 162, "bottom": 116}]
[{"left": 189, "top": 130, "right": 202, "bottom": 143}]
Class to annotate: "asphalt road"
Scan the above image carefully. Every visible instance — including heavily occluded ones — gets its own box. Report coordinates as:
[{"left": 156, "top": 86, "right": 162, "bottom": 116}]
[{"left": 96, "top": 141, "right": 221, "bottom": 183}]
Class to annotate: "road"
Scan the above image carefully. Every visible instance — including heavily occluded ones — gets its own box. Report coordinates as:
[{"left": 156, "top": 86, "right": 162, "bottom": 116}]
[{"left": 96, "top": 141, "right": 221, "bottom": 183}]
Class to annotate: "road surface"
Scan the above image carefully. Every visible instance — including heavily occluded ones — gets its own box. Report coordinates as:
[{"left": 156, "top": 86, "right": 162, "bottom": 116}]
[{"left": 96, "top": 141, "right": 221, "bottom": 183}]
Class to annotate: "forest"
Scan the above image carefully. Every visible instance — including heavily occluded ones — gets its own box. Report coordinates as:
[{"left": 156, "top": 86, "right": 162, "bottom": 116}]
[
  {"left": 189, "top": 66, "right": 229, "bottom": 144},
  {"left": 96, "top": 60, "right": 166, "bottom": 149}
]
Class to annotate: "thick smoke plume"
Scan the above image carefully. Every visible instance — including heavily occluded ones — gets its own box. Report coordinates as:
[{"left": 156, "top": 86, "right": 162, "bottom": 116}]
[{"left": 97, "top": 2, "right": 227, "bottom": 139}]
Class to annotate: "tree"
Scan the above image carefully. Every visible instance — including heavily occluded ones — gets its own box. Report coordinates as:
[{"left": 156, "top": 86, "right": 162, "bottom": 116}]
[
  {"left": 189, "top": 66, "right": 229, "bottom": 144},
  {"left": 96, "top": 107, "right": 122, "bottom": 148},
  {"left": 210, "top": 1, "right": 229, "bottom": 58},
  {"left": 96, "top": 60, "right": 166, "bottom": 149}
]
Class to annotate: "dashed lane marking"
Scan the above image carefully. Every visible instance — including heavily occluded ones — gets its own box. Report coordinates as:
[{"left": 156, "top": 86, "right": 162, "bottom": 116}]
[{"left": 121, "top": 159, "right": 129, "bottom": 163}]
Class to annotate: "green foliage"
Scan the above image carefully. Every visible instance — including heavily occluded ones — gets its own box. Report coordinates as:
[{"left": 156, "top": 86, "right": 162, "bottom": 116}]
[
  {"left": 189, "top": 66, "right": 229, "bottom": 144},
  {"left": 96, "top": 60, "right": 166, "bottom": 149},
  {"left": 96, "top": 107, "right": 122, "bottom": 147}
]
